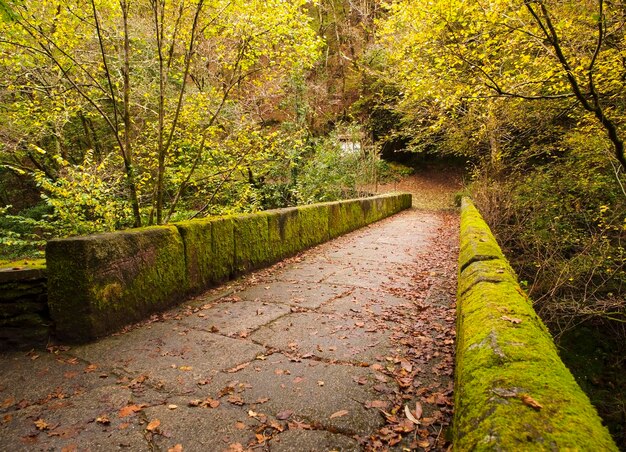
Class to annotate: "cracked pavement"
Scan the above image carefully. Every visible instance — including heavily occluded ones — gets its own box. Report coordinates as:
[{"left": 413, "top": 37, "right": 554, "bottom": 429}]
[{"left": 0, "top": 207, "right": 458, "bottom": 451}]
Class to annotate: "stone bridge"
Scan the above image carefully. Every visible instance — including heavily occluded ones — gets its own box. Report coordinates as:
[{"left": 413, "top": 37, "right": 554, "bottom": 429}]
[{"left": 0, "top": 193, "right": 617, "bottom": 450}]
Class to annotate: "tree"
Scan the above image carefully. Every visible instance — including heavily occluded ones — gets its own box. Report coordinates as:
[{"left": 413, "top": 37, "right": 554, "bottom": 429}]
[
  {"left": 379, "top": 0, "right": 626, "bottom": 172},
  {"left": 0, "top": 0, "right": 321, "bottom": 233}
]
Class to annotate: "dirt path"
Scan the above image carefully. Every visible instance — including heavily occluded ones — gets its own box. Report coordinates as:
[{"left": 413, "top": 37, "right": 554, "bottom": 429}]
[{"left": 0, "top": 175, "right": 460, "bottom": 452}]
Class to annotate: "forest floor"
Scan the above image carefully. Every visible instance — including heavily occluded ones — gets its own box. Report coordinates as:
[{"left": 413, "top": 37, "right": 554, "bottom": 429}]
[{"left": 0, "top": 170, "right": 462, "bottom": 451}]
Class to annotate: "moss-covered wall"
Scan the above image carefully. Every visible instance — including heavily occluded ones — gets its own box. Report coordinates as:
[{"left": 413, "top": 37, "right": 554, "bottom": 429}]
[
  {"left": 47, "top": 193, "right": 412, "bottom": 342},
  {"left": 455, "top": 198, "right": 617, "bottom": 451},
  {"left": 47, "top": 226, "right": 187, "bottom": 343}
]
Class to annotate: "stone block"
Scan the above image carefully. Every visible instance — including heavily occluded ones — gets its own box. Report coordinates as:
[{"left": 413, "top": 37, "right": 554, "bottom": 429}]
[{"left": 46, "top": 226, "right": 187, "bottom": 342}]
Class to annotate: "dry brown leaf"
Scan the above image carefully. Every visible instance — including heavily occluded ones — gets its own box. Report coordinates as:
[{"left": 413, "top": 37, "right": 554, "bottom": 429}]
[
  {"left": 146, "top": 419, "right": 161, "bottom": 432},
  {"left": 501, "top": 315, "right": 522, "bottom": 324},
  {"left": 95, "top": 416, "right": 110, "bottom": 425},
  {"left": 276, "top": 410, "right": 293, "bottom": 420},
  {"left": 404, "top": 405, "right": 420, "bottom": 425},
  {"left": 366, "top": 400, "right": 388, "bottom": 409},
  {"left": 118, "top": 404, "right": 143, "bottom": 418},
  {"left": 228, "top": 395, "right": 244, "bottom": 406},
  {"left": 226, "top": 362, "right": 250, "bottom": 373},
  {"left": 34, "top": 419, "right": 49, "bottom": 430},
  {"left": 287, "top": 420, "right": 313, "bottom": 430},
  {"left": 168, "top": 445, "right": 183, "bottom": 452},
  {"left": 520, "top": 394, "right": 542, "bottom": 411},
  {"left": 179, "top": 366, "right": 193, "bottom": 371},
  {"left": 234, "top": 421, "right": 246, "bottom": 430},
  {"left": 329, "top": 410, "right": 349, "bottom": 419},
  {"left": 414, "top": 401, "right": 423, "bottom": 419}
]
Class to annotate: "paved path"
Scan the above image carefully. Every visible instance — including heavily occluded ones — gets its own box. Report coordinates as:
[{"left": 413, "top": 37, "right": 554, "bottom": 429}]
[{"left": 0, "top": 208, "right": 458, "bottom": 451}]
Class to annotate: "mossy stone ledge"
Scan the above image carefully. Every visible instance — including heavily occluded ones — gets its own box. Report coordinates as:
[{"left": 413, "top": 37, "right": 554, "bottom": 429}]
[
  {"left": 454, "top": 198, "right": 617, "bottom": 451},
  {"left": 47, "top": 226, "right": 187, "bottom": 342},
  {"left": 46, "top": 193, "right": 412, "bottom": 343}
]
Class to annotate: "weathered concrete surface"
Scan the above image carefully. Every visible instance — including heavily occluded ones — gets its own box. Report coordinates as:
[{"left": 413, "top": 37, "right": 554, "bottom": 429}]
[{"left": 0, "top": 208, "right": 457, "bottom": 451}]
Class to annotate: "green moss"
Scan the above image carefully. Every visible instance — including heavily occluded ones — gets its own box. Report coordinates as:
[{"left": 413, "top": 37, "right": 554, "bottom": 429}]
[
  {"left": 233, "top": 213, "right": 271, "bottom": 273},
  {"left": 46, "top": 226, "right": 187, "bottom": 342},
  {"left": 455, "top": 197, "right": 617, "bottom": 451},
  {"left": 176, "top": 216, "right": 235, "bottom": 293},
  {"left": 297, "top": 204, "right": 330, "bottom": 248},
  {"left": 329, "top": 201, "right": 365, "bottom": 238},
  {"left": 267, "top": 208, "right": 301, "bottom": 260},
  {"left": 0, "top": 258, "right": 46, "bottom": 270}
]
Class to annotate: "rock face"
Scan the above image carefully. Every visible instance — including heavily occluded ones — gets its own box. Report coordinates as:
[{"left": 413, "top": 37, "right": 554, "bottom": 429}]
[
  {"left": 46, "top": 193, "right": 412, "bottom": 343},
  {"left": 0, "top": 266, "right": 50, "bottom": 349},
  {"left": 454, "top": 198, "right": 618, "bottom": 451}
]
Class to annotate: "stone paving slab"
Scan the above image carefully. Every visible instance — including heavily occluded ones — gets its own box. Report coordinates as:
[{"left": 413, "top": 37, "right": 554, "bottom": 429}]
[
  {"left": 234, "top": 280, "right": 350, "bottom": 310},
  {"left": 201, "top": 353, "right": 389, "bottom": 436},
  {"left": 179, "top": 299, "right": 291, "bottom": 337},
  {"left": 70, "top": 322, "right": 265, "bottom": 395},
  {"left": 270, "top": 430, "right": 359, "bottom": 452},
  {"left": 249, "top": 312, "right": 394, "bottom": 364}
]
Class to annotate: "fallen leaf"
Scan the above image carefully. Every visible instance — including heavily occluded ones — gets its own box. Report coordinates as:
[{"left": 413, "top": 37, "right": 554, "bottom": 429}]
[
  {"left": 255, "top": 397, "right": 269, "bottom": 404},
  {"left": 414, "top": 401, "right": 423, "bottom": 419},
  {"left": 61, "top": 445, "right": 77, "bottom": 452},
  {"left": 179, "top": 366, "right": 193, "bottom": 371},
  {"left": 168, "top": 404, "right": 178, "bottom": 410},
  {"left": 404, "top": 404, "right": 420, "bottom": 425},
  {"left": 168, "top": 445, "right": 183, "bottom": 452},
  {"left": 235, "top": 421, "right": 246, "bottom": 430},
  {"left": 118, "top": 404, "right": 143, "bottom": 418},
  {"left": 366, "top": 400, "right": 388, "bottom": 409},
  {"left": 276, "top": 410, "right": 293, "bottom": 420},
  {"left": 146, "top": 419, "right": 161, "bottom": 432},
  {"left": 84, "top": 364, "right": 98, "bottom": 373},
  {"left": 330, "top": 410, "right": 349, "bottom": 419},
  {"left": 501, "top": 315, "right": 522, "bottom": 324},
  {"left": 228, "top": 395, "right": 244, "bottom": 406},
  {"left": 352, "top": 376, "right": 367, "bottom": 385},
  {"left": 226, "top": 362, "right": 250, "bottom": 373},
  {"left": 293, "top": 377, "right": 305, "bottom": 384},
  {"left": 224, "top": 443, "right": 245, "bottom": 452},
  {"left": 255, "top": 433, "right": 268, "bottom": 444},
  {"left": 400, "top": 361, "right": 413, "bottom": 373},
  {"left": 520, "top": 394, "right": 542, "bottom": 410},
  {"left": 96, "top": 416, "right": 110, "bottom": 425},
  {"left": 34, "top": 419, "right": 49, "bottom": 430}
]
